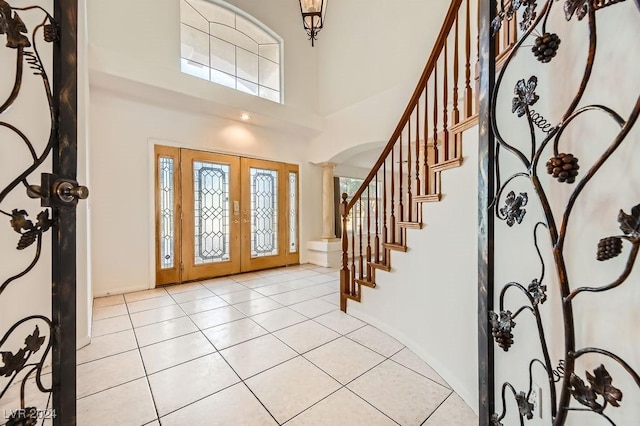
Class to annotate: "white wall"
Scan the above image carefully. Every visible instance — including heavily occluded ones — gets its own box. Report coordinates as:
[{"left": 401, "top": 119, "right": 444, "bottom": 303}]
[
  {"left": 347, "top": 128, "right": 480, "bottom": 412},
  {"left": 89, "top": 88, "right": 323, "bottom": 296},
  {"left": 491, "top": 2, "right": 640, "bottom": 425}
]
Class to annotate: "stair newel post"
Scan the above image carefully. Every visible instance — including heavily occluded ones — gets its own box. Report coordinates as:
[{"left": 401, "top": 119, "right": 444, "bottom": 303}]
[
  {"left": 366, "top": 185, "right": 372, "bottom": 282},
  {"left": 339, "top": 192, "right": 349, "bottom": 311},
  {"left": 375, "top": 171, "right": 380, "bottom": 265}
]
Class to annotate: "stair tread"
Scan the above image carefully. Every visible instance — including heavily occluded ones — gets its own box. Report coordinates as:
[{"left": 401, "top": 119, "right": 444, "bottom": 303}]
[
  {"left": 431, "top": 156, "right": 463, "bottom": 172},
  {"left": 369, "top": 261, "right": 391, "bottom": 272},
  {"left": 383, "top": 242, "right": 408, "bottom": 252},
  {"left": 345, "top": 293, "right": 361, "bottom": 302},
  {"left": 414, "top": 194, "right": 442, "bottom": 202},
  {"left": 355, "top": 278, "right": 376, "bottom": 288},
  {"left": 398, "top": 221, "right": 423, "bottom": 229}
]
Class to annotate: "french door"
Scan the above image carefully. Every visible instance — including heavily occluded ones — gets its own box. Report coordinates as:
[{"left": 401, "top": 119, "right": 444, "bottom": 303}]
[{"left": 155, "top": 147, "right": 299, "bottom": 285}]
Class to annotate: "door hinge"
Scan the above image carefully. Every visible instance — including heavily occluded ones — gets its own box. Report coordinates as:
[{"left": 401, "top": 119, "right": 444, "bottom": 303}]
[{"left": 180, "top": 262, "right": 184, "bottom": 271}]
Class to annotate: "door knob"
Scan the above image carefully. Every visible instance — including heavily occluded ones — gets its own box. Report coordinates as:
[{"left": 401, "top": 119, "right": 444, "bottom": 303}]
[
  {"left": 27, "top": 173, "right": 90, "bottom": 207},
  {"left": 56, "top": 181, "right": 89, "bottom": 203}
]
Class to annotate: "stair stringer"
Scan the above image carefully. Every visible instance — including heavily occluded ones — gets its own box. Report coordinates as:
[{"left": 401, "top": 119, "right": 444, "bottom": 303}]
[{"left": 345, "top": 125, "right": 480, "bottom": 413}]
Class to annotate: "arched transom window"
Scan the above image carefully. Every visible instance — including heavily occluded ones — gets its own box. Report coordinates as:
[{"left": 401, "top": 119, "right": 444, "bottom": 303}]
[{"left": 180, "top": 0, "right": 283, "bottom": 103}]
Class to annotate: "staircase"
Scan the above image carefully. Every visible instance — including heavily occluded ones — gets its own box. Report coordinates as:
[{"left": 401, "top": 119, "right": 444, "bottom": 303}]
[{"left": 339, "top": 0, "right": 483, "bottom": 312}]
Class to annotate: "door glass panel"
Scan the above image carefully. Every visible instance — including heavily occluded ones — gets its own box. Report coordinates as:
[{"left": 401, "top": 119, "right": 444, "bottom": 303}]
[
  {"left": 159, "top": 157, "right": 175, "bottom": 269},
  {"left": 289, "top": 172, "right": 298, "bottom": 253},
  {"left": 194, "top": 161, "right": 230, "bottom": 264},
  {"left": 250, "top": 168, "right": 278, "bottom": 258}
]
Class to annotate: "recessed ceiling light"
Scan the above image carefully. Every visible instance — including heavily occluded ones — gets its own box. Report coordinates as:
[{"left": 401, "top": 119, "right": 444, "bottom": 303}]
[{"left": 240, "top": 113, "right": 251, "bottom": 121}]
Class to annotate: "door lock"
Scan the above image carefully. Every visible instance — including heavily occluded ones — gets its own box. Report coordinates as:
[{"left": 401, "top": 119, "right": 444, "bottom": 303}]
[
  {"left": 56, "top": 181, "right": 90, "bottom": 203},
  {"left": 27, "top": 173, "right": 89, "bottom": 207}
]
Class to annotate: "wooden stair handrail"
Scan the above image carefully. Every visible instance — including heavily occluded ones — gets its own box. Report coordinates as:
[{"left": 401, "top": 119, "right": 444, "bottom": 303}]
[{"left": 345, "top": 0, "right": 464, "bottom": 212}]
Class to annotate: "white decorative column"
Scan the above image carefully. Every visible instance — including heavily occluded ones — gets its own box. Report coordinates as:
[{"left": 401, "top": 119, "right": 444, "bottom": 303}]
[
  {"left": 306, "top": 162, "right": 341, "bottom": 268},
  {"left": 321, "top": 162, "right": 337, "bottom": 240}
]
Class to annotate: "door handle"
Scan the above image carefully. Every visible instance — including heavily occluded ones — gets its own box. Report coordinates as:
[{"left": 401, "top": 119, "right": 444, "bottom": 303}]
[
  {"left": 234, "top": 200, "right": 240, "bottom": 216},
  {"left": 27, "top": 173, "right": 89, "bottom": 207}
]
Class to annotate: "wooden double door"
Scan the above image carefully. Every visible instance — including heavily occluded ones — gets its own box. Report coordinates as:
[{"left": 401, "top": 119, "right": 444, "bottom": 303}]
[{"left": 155, "top": 147, "right": 299, "bottom": 285}]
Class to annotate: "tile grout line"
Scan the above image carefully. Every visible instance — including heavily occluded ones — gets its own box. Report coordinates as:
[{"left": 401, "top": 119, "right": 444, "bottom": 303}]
[
  {"left": 387, "top": 357, "right": 452, "bottom": 390},
  {"left": 420, "top": 390, "right": 455, "bottom": 425},
  {"left": 123, "top": 298, "right": 163, "bottom": 425}
]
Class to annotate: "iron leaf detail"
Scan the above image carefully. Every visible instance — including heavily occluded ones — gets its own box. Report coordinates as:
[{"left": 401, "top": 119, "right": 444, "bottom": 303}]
[
  {"left": 0, "top": 326, "right": 47, "bottom": 378},
  {"left": 618, "top": 203, "right": 640, "bottom": 239},
  {"left": 570, "top": 373, "right": 602, "bottom": 411},
  {"left": 586, "top": 364, "right": 623, "bottom": 408},
  {"left": 8, "top": 209, "right": 52, "bottom": 250},
  {"left": 528, "top": 279, "right": 547, "bottom": 305},
  {"left": 0, "top": 348, "right": 27, "bottom": 377},
  {"left": 564, "top": 0, "right": 590, "bottom": 20},
  {"left": 512, "top": 76, "right": 540, "bottom": 117},
  {"left": 24, "top": 325, "right": 45, "bottom": 353},
  {"left": 515, "top": 391, "right": 535, "bottom": 420},
  {"left": 0, "top": 1, "right": 31, "bottom": 49},
  {"left": 500, "top": 191, "right": 528, "bottom": 227}
]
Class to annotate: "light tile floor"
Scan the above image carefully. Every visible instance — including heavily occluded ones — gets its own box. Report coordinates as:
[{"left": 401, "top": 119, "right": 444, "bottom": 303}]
[{"left": 10, "top": 264, "right": 478, "bottom": 425}]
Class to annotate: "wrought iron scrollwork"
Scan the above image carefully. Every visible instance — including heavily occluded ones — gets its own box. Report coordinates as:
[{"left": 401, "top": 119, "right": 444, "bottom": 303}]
[
  {"left": 0, "top": 0, "right": 58, "bottom": 422},
  {"left": 488, "top": 0, "right": 640, "bottom": 424}
]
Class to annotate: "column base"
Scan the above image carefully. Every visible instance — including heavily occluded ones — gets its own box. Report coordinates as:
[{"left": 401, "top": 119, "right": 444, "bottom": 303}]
[{"left": 306, "top": 239, "right": 342, "bottom": 268}]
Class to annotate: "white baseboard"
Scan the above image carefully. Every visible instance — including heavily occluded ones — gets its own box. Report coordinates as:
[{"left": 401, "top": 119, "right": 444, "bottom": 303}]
[{"left": 77, "top": 334, "right": 91, "bottom": 350}]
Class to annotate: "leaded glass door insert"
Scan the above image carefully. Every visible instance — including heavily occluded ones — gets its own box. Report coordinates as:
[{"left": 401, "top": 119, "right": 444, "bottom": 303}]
[
  {"left": 193, "top": 161, "right": 231, "bottom": 264},
  {"left": 250, "top": 167, "right": 279, "bottom": 258}
]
